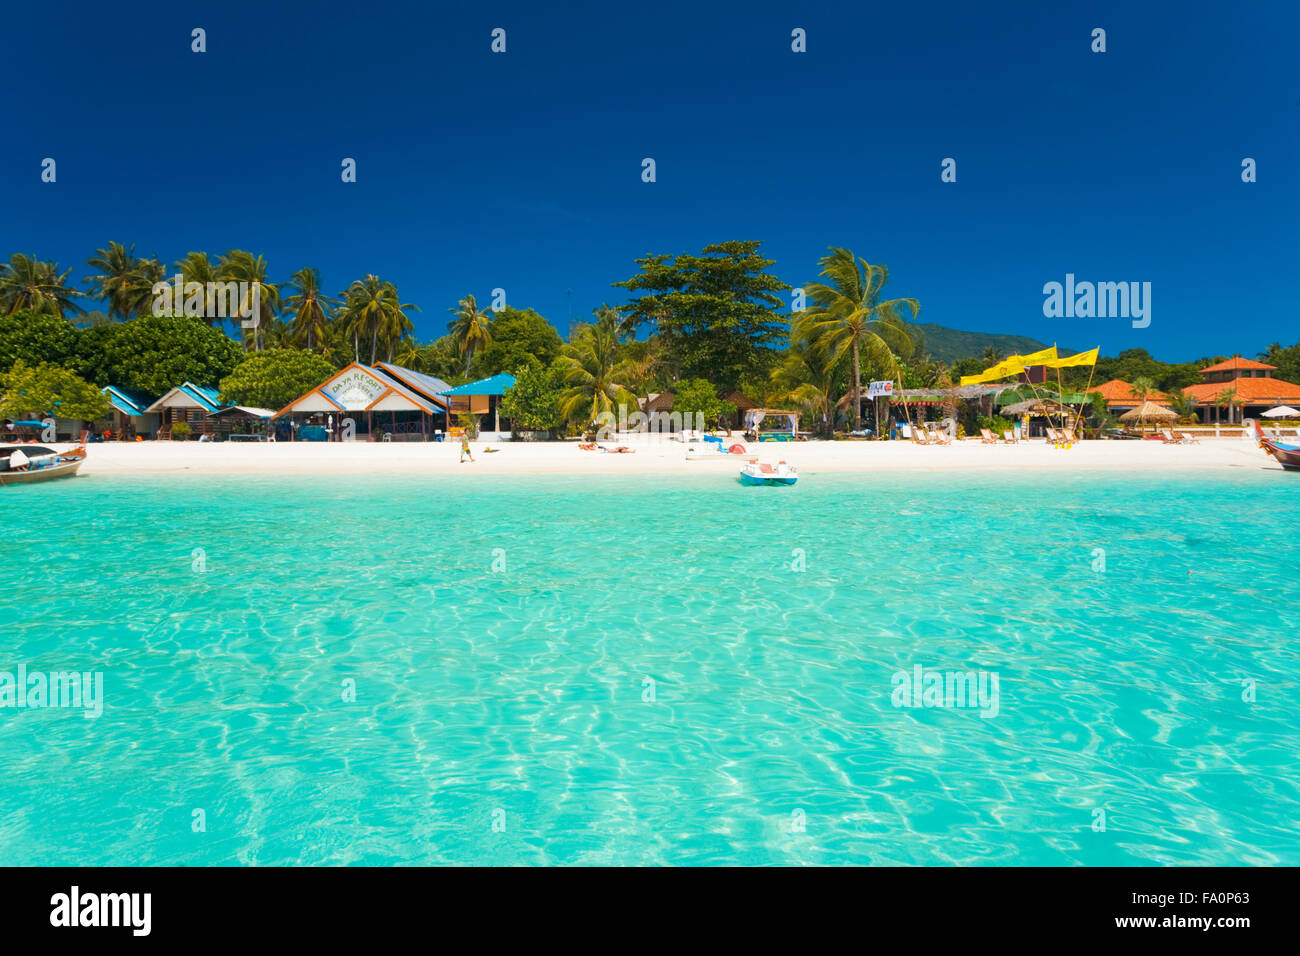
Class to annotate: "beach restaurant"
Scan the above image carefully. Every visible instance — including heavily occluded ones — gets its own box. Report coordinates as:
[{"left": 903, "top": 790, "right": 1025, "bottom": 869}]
[{"left": 274, "top": 362, "right": 451, "bottom": 440}]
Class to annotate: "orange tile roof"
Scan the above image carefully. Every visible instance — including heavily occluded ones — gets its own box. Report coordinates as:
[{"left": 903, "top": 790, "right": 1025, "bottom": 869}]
[
  {"left": 1091, "top": 379, "right": 1167, "bottom": 403},
  {"left": 1182, "top": 376, "right": 1300, "bottom": 403},
  {"left": 1201, "top": 356, "right": 1276, "bottom": 373}
]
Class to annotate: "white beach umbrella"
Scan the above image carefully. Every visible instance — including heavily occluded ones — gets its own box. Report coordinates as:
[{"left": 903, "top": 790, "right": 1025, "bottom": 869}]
[{"left": 1261, "top": 406, "right": 1299, "bottom": 418}]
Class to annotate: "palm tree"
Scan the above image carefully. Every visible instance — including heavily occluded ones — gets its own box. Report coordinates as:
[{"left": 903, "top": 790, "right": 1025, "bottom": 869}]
[
  {"left": 217, "top": 250, "right": 281, "bottom": 350},
  {"left": 555, "top": 309, "right": 635, "bottom": 425},
  {"left": 1165, "top": 387, "right": 1198, "bottom": 423},
  {"left": 85, "top": 242, "right": 148, "bottom": 320},
  {"left": 125, "top": 257, "right": 167, "bottom": 318},
  {"left": 284, "top": 267, "right": 339, "bottom": 350},
  {"left": 173, "top": 252, "right": 223, "bottom": 327},
  {"left": 795, "top": 248, "right": 919, "bottom": 431},
  {"left": 338, "top": 275, "right": 417, "bottom": 365},
  {"left": 771, "top": 336, "right": 848, "bottom": 437},
  {"left": 1215, "top": 387, "right": 1240, "bottom": 425},
  {"left": 1129, "top": 376, "right": 1155, "bottom": 404},
  {"left": 0, "top": 254, "right": 85, "bottom": 317},
  {"left": 447, "top": 294, "right": 493, "bottom": 374}
]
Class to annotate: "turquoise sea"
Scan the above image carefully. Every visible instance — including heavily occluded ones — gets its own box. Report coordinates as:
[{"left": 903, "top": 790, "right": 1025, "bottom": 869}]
[{"left": 2, "top": 470, "right": 1298, "bottom": 866}]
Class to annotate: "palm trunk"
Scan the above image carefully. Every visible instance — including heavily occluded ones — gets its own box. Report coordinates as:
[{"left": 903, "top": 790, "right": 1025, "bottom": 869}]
[{"left": 852, "top": 339, "right": 862, "bottom": 431}]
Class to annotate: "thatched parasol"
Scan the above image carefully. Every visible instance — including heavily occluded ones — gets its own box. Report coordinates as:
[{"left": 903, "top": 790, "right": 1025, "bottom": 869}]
[{"left": 1120, "top": 401, "right": 1179, "bottom": 426}]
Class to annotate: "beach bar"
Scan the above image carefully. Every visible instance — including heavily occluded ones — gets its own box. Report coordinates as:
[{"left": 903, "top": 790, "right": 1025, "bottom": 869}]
[{"left": 437, "top": 373, "right": 516, "bottom": 439}]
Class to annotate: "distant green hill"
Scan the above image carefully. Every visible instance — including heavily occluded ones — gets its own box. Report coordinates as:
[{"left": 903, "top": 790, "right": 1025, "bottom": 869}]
[{"left": 911, "top": 323, "right": 1053, "bottom": 364}]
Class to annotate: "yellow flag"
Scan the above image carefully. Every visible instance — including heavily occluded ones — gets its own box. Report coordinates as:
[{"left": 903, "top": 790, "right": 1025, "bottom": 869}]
[
  {"left": 960, "top": 357, "right": 1025, "bottom": 385},
  {"left": 1008, "top": 346, "right": 1058, "bottom": 366},
  {"left": 1043, "top": 347, "right": 1099, "bottom": 369}
]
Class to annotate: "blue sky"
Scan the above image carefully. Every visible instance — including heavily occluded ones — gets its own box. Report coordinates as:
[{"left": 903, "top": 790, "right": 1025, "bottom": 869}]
[{"left": 5, "top": 0, "right": 1296, "bottom": 360}]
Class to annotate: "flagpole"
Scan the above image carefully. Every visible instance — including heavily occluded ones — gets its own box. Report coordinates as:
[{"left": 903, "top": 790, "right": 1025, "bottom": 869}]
[{"left": 1072, "top": 350, "right": 1099, "bottom": 438}]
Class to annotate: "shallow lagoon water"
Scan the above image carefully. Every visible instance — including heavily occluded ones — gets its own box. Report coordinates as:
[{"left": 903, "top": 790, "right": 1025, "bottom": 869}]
[{"left": 2, "top": 470, "right": 1298, "bottom": 865}]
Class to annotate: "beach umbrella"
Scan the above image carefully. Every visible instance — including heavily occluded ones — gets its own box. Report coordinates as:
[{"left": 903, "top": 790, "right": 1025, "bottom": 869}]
[
  {"left": 1119, "top": 401, "right": 1179, "bottom": 427},
  {"left": 1261, "top": 406, "right": 1299, "bottom": 418}
]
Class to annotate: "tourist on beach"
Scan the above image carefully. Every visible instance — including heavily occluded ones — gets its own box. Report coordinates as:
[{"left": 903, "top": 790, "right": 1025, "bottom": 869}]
[{"left": 460, "top": 435, "right": 474, "bottom": 463}]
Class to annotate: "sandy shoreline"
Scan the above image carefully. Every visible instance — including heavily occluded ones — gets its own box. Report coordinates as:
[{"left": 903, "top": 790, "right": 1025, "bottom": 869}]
[{"left": 53, "top": 434, "right": 1284, "bottom": 476}]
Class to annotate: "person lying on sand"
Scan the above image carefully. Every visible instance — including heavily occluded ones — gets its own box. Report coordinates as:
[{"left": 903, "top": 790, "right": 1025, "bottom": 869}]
[
  {"left": 578, "top": 442, "right": 598, "bottom": 450},
  {"left": 600, "top": 445, "right": 635, "bottom": 454}
]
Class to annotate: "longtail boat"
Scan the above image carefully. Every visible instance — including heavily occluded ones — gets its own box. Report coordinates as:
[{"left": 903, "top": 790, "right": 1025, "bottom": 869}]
[
  {"left": 1253, "top": 422, "right": 1300, "bottom": 471},
  {"left": 0, "top": 445, "right": 87, "bottom": 486}
]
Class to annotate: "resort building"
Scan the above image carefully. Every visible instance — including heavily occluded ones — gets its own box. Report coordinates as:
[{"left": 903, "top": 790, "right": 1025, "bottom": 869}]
[
  {"left": 101, "top": 386, "right": 160, "bottom": 439},
  {"left": 273, "top": 362, "right": 451, "bottom": 440},
  {"left": 1181, "top": 357, "right": 1300, "bottom": 422},
  {"left": 144, "top": 382, "right": 227, "bottom": 440}
]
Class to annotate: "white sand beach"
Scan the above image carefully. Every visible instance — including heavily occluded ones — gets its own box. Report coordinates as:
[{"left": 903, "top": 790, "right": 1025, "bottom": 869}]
[{"left": 64, "top": 434, "right": 1284, "bottom": 476}]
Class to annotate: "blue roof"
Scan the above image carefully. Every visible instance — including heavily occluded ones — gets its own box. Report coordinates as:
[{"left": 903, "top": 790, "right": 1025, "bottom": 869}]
[
  {"left": 182, "top": 383, "right": 224, "bottom": 412},
  {"left": 439, "top": 373, "right": 517, "bottom": 396},
  {"left": 102, "top": 385, "right": 156, "bottom": 417},
  {"left": 374, "top": 363, "right": 452, "bottom": 407}
]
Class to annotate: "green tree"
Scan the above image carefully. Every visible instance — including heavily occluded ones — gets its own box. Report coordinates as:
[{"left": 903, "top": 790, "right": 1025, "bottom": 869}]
[
  {"left": 0, "top": 360, "right": 109, "bottom": 421},
  {"left": 613, "top": 240, "right": 790, "bottom": 392},
  {"left": 474, "top": 307, "right": 563, "bottom": 375},
  {"left": 0, "top": 310, "right": 78, "bottom": 372},
  {"left": 555, "top": 309, "right": 634, "bottom": 425},
  {"left": 86, "top": 242, "right": 148, "bottom": 321},
  {"left": 218, "top": 349, "right": 337, "bottom": 411},
  {"left": 0, "top": 254, "right": 85, "bottom": 318},
  {"left": 284, "top": 267, "right": 339, "bottom": 350},
  {"left": 338, "top": 274, "right": 416, "bottom": 364},
  {"left": 1260, "top": 342, "right": 1300, "bottom": 384},
  {"left": 671, "top": 378, "right": 733, "bottom": 426},
  {"left": 447, "top": 294, "right": 494, "bottom": 374},
  {"left": 500, "top": 359, "right": 564, "bottom": 434},
  {"left": 217, "top": 250, "right": 281, "bottom": 351},
  {"left": 1129, "top": 376, "right": 1155, "bottom": 404},
  {"left": 173, "top": 252, "right": 224, "bottom": 328},
  {"left": 795, "top": 248, "right": 918, "bottom": 431},
  {"left": 771, "top": 337, "right": 848, "bottom": 437},
  {"left": 88, "top": 313, "right": 243, "bottom": 395}
]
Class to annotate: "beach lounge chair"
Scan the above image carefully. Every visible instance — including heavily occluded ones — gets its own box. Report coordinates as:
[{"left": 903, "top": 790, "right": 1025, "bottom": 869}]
[
  {"left": 1177, "top": 430, "right": 1201, "bottom": 444},
  {"left": 979, "top": 428, "right": 998, "bottom": 444},
  {"left": 1002, "top": 430, "right": 1017, "bottom": 444},
  {"left": 928, "top": 426, "right": 951, "bottom": 445},
  {"left": 911, "top": 426, "right": 930, "bottom": 445},
  {"left": 1160, "top": 429, "right": 1185, "bottom": 445},
  {"left": 1062, "top": 428, "right": 1077, "bottom": 444}
]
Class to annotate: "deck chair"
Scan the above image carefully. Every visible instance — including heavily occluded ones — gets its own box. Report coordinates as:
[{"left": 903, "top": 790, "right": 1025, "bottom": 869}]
[
  {"left": 1177, "top": 430, "right": 1201, "bottom": 444},
  {"left": 928, "top": 426, "right": 951, "bottom": 445},
  {"left": 979, "top": 428, "right": 998, "bottom": 444},
  {"left": 1160, "top": 428, "right": 1184, "bottom": 445},
  {"left": 1062, "top": 428, "right": 1077, "bottom": 444},
  {"left": 911, "top": 426, "right": 931, "bottom": 445},
  {"left": 1002, "top": 430, "right": 1017, "bottom": 444}
]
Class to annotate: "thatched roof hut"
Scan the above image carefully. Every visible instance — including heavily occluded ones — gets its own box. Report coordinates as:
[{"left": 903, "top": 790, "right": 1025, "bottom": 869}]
[{"left": 1119, "top": 401, "right": 1179, "bottom": 425}]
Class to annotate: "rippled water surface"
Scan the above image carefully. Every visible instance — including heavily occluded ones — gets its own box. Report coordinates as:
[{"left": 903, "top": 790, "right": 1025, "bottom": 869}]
[{"left": 2, "top": 470, "right": 1298, "bottom": 865}]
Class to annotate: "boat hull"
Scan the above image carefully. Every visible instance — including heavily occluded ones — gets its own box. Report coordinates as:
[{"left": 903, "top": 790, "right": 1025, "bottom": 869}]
[
  {"left": 0, "top": 449, "right": 86, "bottom": 486},
  {"left": 739, "top": 471, "right": 797, "bottom": 486},
  {"left": 1261, "top": 438, "right": 1300, "bottom": 471}
]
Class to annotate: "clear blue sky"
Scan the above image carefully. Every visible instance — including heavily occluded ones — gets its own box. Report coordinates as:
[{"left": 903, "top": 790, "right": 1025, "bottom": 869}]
[{"left": 5, "top": 0, "right": 1296, "bottom": 361}]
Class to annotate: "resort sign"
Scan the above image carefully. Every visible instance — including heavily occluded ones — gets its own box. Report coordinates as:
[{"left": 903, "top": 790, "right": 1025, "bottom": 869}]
[
  {"left": 326, "top": 369, "right": 387, "bottom": 409},
  {"left": 867, "top": 381, "right": 893, "bottom": 398}
]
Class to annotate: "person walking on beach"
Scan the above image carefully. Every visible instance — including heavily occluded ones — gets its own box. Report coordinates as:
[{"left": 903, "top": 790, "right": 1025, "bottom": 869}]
[{"left": 460, "top": 434, "right": 474, "bottom": 463}]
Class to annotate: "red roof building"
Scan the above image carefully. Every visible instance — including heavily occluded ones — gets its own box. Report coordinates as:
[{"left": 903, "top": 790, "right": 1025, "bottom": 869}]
[
  {"left": 1091, "top": 379, "right": 1167, "bottom": 409},
  {"left": 1181, "top": 357, "right": 1300, "bottom": 419}
]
